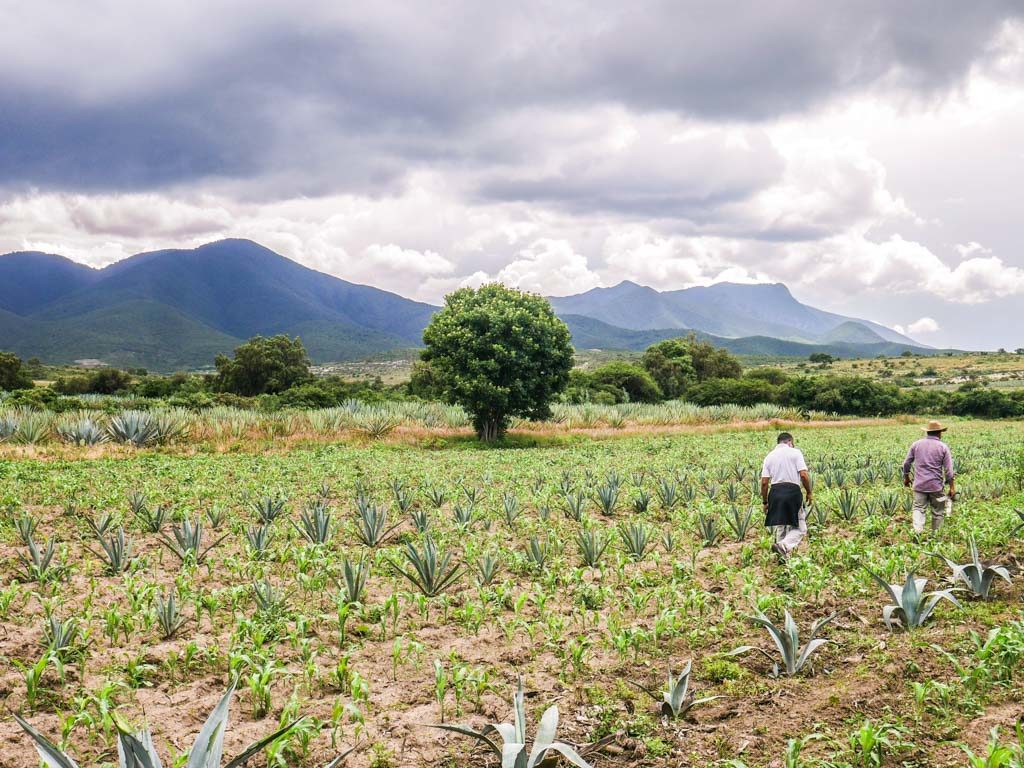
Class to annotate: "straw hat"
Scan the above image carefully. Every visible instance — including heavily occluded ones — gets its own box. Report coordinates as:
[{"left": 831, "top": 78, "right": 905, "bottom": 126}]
[{"left": 922, "top": 420, "right": 947, "bottom": 432}]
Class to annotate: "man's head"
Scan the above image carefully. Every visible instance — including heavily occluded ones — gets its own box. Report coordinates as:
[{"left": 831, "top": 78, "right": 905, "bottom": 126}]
[
  {"left": 927, "top": 430, "right": 944, "bottom": 438},
  {"left": 777, "top": 432, "right": 793, "bottom": 446}
]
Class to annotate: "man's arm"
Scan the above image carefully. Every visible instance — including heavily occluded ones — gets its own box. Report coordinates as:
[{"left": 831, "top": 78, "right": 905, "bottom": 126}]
[
  {"left": 945, "top": 446, "right": 956, "bottom": 497},
  {"left": 760, "top": 476, "right": 770, "bottom": 507},
  {"left": 902, "top": 444, "right": 915, "bottom": 487},
  {"left": 799, "top": 469, "right": 812, "bottom": 505}
]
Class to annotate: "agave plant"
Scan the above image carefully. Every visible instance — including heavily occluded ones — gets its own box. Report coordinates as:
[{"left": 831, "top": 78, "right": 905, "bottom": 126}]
[
  {"left": 474, "top": 553, "right": 501, "bottom": 587},
  {"left": 631, "top": 661, "right": 721, "bottom": 719},
  {"left": 135, "top": 503, "right": 169, "bottom": 533},
  {"left": 562, "top": 492, "right": 586, "bottom": 522},
  {"left": 244, "top": 525, "right": 274, "bottom": 560},
  {"left": 864, "top": 567, "right": 961, "bottom": 631},
  {"left": 431, "top": 676, "right": 591, "bottom": 768},
  {"left": 354, "top": 500, "right": 401, "bottom": 547},
  {"left": 390, "top": 536, "right": 462, "bottom": 597},
  {"left": 161, "top": 518, "right": 226, "bottom": 565},
  {"left": 655, "top": 478, "right": 678, "bottom": 510},
  {"left": 696, "top": 514, "right": 723, "bottom": 547},
  {"left": 18, "top": 535, "right": 64, "bottom": 583},
  {"left": 107, "top": 410, "right": 159, "bottom": 447},
  {"left": 594, "top": 483, "right": 619, "bottom": 516},
  {"left": 526, "top": 536, "right": 552, "bottom": 571},
  {"left": 155, "top": 589, "right": 186, "bottom": 639},
  {"left": 13, "top": 682, "right": 347, "bottom": 768},
  {"left": 931, "top": 536, "right": 1012, "bottom": 599},
  {"left": 88, "top": 526, "right": 135, "bottom": 575},
  {"left": 251, "top": 495, "right": 288, "bottom": 525},
  {"left": 409, "top": 507, "right": 431, "bottom": 533},
  {"left": 726, "top": 505, "right": 754, "bottom": 541},
  {"left": 730, "top": 606, "right": 836, "bottom": 677},
  {"left": 576, "top": 527, "right": 610, "bottom": 568},
  {"left": 836, "top": 488, "right": 860, "bottom": 522},
  {"left": 502, "top": 491, "right": 523, "bottom": 528},
  {"left": 340, "top": 556, "right": 370, "bottom": 604},
  {"left": 294, "top": 502, "right": 333, "bottom": 545},
  {"left": 1011, "top": 508, "right": 1024, "bottom": 537},
  {"left": 618, "top": 521, "right": 652, "bottom": 561},
  {"left": 57, "top": 417, "right": 109, "bottom": 446},
  {"left": 14, "top": 511, "right": 37, "bottom": 546}
]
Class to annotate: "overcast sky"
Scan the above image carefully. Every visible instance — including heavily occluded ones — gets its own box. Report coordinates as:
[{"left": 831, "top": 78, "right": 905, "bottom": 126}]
[{"left": 2, "top": 2, "right": 1023, "bottom": 348}]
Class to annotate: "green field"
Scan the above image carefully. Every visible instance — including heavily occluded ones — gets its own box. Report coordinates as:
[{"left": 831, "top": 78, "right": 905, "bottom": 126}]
[{"left": 1, "top": 422, "right": 1023, "bottom": 767}]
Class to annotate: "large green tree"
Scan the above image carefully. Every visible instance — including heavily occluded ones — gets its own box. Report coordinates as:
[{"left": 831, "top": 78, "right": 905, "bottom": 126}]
[
  {"left": 214, "top": 335, "right": 313, "bottom": 396},
  {"left": 640, "top": 338, "right": 697, "bottom": 398},
  {"left": 422, "top": 284, "right": 574, "bottom": 440},
  {"left": 0, "top": 351, "right": 34, "bottom": 391}
]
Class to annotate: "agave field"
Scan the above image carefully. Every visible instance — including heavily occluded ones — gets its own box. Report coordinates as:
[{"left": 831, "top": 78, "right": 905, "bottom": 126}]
[
  {"left": 1, "top": 421, "right": 1023, "bottom": 767},
  {"left": 0, "top": 400, "right": 839, "bottom": 449}
]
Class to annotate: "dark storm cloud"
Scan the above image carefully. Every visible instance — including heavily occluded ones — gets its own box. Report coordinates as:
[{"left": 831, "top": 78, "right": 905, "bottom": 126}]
[{"left": 0, "top": 0, "right": 1019, "bottom": 198}]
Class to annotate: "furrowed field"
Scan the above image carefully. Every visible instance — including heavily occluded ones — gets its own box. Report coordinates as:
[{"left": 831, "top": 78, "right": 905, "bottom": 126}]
[{"left": 1, "top": 421, "right": 1022, "bottom": 767}]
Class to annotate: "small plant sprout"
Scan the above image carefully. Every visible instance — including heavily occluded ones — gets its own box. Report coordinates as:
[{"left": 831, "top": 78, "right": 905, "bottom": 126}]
[
  {"left": 865, "top": 567, "right": 961, "bottom": 631},
  {"left": 931, "top": 536, "right": 1012, "bottom": 599},
  {"left": 431, "top": 675, "right": 592, "bottom": 767},
  {"left": 14, "top": 682, "right": 308, "bottom": 768},
  {"left": 730, "top": 606, "right": 836, "bottom": 677}
]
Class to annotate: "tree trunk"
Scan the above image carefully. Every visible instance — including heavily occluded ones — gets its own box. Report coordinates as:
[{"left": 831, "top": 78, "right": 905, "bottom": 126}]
[{"left": 477, "top": 418, "right": 502, "bottom": 441}]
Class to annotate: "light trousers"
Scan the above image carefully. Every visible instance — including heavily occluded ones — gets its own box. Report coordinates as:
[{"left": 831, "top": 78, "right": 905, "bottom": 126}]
[
  {"left": 912, "top": 490, "right": 951, "bottom": 533},
  {"left": 772, "top": 505, "right": 807, "bottom": 555}
]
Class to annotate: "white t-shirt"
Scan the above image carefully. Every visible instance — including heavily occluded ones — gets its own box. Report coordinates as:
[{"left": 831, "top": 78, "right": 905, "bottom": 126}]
[{"left": 761, "top": 443, "right": 808, "bottom": 486}]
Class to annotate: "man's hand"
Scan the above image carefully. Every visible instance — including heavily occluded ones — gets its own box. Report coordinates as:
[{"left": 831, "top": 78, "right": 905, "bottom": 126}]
[
  {"left": 805, "top": 494, "right": 813, "bottom": 506},
  {"left": 903, "top": 474, "right": 912, "bottom": 488}
]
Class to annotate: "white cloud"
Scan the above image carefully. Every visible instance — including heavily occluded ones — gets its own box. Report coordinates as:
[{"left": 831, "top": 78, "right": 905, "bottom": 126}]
[
  {"left": 895, "top": 317, "right": 941, "bottom": 336},
  {"left": 494, "top": 239, "right": 602, "bottom": 296},
  {"left": 955, "top": 241, "right": 991, "bottom": 258}
]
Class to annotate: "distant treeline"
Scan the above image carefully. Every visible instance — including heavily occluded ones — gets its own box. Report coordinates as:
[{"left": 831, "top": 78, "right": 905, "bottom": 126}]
[{"left": 2, "top": 336, "right": 1022, "bottom": 419}]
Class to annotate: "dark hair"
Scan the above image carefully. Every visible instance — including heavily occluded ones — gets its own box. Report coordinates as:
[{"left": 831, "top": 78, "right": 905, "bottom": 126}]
[
  {"left": 927, "top": 430, "right": 943, "bottom": 438},
  {"left": 777, "top": 432, "right": 793, "bottom": 444}
]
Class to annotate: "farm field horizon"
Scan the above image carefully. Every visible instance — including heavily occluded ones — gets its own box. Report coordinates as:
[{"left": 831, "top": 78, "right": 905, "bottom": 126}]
[{"left": 2, "top": 420, "right": 1022, "bottom": 767}]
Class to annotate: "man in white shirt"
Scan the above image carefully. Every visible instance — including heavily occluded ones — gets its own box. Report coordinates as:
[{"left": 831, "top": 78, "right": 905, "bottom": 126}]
[{"left": 760, "top": 432, "right": 813, "bottom": 561}]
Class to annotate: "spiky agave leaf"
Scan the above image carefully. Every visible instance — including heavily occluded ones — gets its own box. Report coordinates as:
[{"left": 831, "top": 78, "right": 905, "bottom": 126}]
[
  {"left": 118, "top": 729, "right": 164, "bottom": 768},
  {"left": 13, "top": 712, "right": 81, "bottom": 768}
]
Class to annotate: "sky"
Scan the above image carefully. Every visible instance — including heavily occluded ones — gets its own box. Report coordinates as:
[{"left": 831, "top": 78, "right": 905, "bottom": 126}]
[{"left": 1, "top": 2, "right": 1023, "bottom": 349}]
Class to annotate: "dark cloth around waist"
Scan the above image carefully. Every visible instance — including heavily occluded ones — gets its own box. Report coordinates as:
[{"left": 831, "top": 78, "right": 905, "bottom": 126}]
[{"left": 766, "top": 482, "right": 802, "bottom": 528}]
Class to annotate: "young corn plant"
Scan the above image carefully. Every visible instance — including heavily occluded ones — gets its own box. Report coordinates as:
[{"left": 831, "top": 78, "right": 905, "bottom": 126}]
[
  {"left": 931, "top": 536, "right": 1012, "bottom": 599},
  {"left": 618, "top": 522, "right": 652, "bottom": 561},
  {"left": 576, "top": 528, "right": 610, "bottom": 568},
  {"left": 15, "top": 682, "right": 308, "bottom": 768},
  {"left": 865, "top": 567, "right": 961, "bottom": 631},
  {"left": 390, "top": 536, "right": 462, "bottom": 597},
  {"left": 730, "top": 606, "right": 836, "bottom": 677},
  {"left": 431, "top": 675, "right": 592, "bottom": 768}
]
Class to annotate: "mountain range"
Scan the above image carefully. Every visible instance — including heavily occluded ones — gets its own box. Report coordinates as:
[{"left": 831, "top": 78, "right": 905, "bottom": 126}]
[{"left": 0, "top": 239, "right": 935, "bottom": 371}]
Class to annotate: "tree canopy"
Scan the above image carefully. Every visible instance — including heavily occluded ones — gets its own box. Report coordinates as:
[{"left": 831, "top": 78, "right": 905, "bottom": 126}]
[
  {"left": 0, "top": 351, "right": 34, "bottom": 391},
  {"left": 421, "top": 284, "right": 574, "bottom": 440},
  {"left": 214, "top": 335, "right": 313, "bottom": 396}
]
